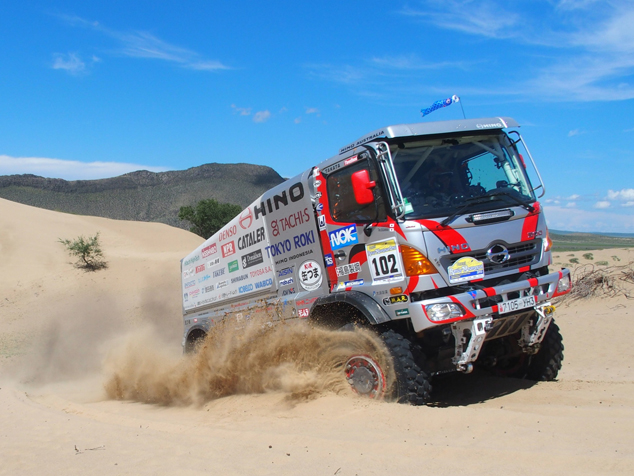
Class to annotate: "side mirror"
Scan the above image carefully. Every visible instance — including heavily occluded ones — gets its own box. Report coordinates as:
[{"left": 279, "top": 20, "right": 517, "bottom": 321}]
[{"left": 351, "top": 169, "right": 376, "bottom": 205}]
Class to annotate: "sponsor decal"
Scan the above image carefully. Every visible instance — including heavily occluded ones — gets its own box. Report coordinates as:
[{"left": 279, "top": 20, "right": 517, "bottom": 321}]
[
  {"left": 448, "top": 256, "right": 485, "bottom": 284},
  {"left": 222, "top": 241, "right": 236, "bottom": 257},
  {"left": 335, "top": 279, "right": 364, "bottom": 291},
  {"left": 339, "top": 130, "right": 385, "bottom": 154},
  {"left": 344, "top": 155, "right": 358, "bottom": 166},
  {"left": 218, "top": 289, "right": 238, "bottom": 299},
  {"left": 296, "top": 297, "right": 318, "bottom": 306},
  {"left": 298, "top": 308, "right": 310, "bottom": 318},
  {"left": 201, "top": 243, "right": 217, "bottom": 258},
  {"left": 316, "top": 203, "right": 324, "bottom": 212},
  {"left": 239, "top": 208, "right": 254, "bottom": 230},
  {"left": 207, "top": 257, "right": 220, "bottom": 268},
  {"left": 213, "top": 268, "right": 226, "bottom": 278},
  {"left": 201, "top": 285, "right": 215, "bottom": 294},
  {"left": 238, "top": 227, "right": 266, "bottom": 249},
  {"left": 255, "top": 278, "right": 273, "bottom": 289},
  {"left": 383, "top": 295, "right": 409, "bottom": 305},
  {"left": 253, "top": 182, "right": 305, "bottom": 220},
  {"left": 199, "top": 297, "right": 218, "bottom": 305},
  {"left": 239, "top": 284, "right": 254, "bottom": 294},
  {"left": 329, "top": 225, "right": 358, "bottom": 250},
  {"left": 273, "top": 248, "right": 314, "bottom": 265},
  {"left": 271, "top": 208, "right": 310, "bottom": 237},
  {"left": 250, "top": 265, "right": 273, "bottom": 278},
  {"left": 372, "top": 289, "right": 389, "bottom": 296},
  {"left": 322, "top": 162, "right": 341, "bottom": 174},
  {"left": 336, "top": 262, "right": 362, "bottom": 277},
  {"left": 242, "top": 249, "right": 264, "bottom": 269},
  {"left": 278, "top": 267, "right": 293, "bottom": 277},
  {"left": 219, "top": 225, "right": 238, "bottom": 242},
  {"left": 476, "top": 122, "right": 503, "bottom": 129},
  {"left": 198, "top": 275, "right": 211, "bottom": 284},
  {"left": 183, "top": 255, "right": 200, "bottom": 266},
  {"left": 395, "top": 309, "right": 410, "bottom": 317},
  {"left": 189, "top": 289, "right": 200, "bottom": 298},
  {"left": 299, "top": 260, "right": 323, "bottom": 291},
  {"left": 231, "top": 273, "right": 249, "bottom": 284},
  {"left": 195, "top": 264, "right": 206, "bottom": 274},
  {"left": 279, "top": 277, "right": 294, "bottom": 287},
  {"left": 282, "top": 287, "right": 296, "bottom": 296},
  {"left": 318, "top": 215, "right": 326, "bottom": 230},
  {"left": 216, "top": 280, "right": 229, "bottom": 289},
  {"left": 324, "top": 253, "right": 334, "bottom": 267},
  {"left": 228, "top": 260, "right": 240, "bottom": 273},
  {"left": 183, "top": 293, "right": 189, "bottom": 302},
  {"left": 184, "top": 280, "right": 196, "bottom": 289},
  {"left": 183, "top": 269, "right": 194, "bottom": 279},
  {"left": 265, "top": 230, "right": 315, "bottom": 257}
]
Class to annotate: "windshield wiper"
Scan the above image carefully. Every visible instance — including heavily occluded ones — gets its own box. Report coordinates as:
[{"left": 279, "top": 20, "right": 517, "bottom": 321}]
[{"left": 440, "top": 192, "right": 534, "bottom": 227}]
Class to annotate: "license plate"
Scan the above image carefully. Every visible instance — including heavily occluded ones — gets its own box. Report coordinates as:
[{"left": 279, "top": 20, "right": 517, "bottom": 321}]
[{"left": 498, "top": 295, "right": 537, "bottom": 314}]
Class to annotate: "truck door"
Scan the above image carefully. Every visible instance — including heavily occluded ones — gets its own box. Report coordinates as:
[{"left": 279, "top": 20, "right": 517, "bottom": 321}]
[{"left": 315, "top": 149, "right": 407, "bottom": 295}]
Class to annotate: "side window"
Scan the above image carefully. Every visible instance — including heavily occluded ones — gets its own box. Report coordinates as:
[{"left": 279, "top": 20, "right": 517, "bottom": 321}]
[{"left": 326, "top": 160, "right": 385, "bottom": 222}]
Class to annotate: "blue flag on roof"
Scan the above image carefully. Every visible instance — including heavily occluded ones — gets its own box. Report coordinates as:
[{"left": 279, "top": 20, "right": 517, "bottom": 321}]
[{"left": 421, "top": 95, "right": 460, "bottom": 117}]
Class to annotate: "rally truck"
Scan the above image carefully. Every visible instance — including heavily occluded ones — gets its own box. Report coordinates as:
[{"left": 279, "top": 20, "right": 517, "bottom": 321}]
[{"left": 180, "top": 117, "right": 572, "bottom": 404}]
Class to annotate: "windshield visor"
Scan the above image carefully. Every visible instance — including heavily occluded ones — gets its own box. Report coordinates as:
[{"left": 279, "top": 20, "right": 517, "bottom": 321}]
[{"left": 392, "top": 133, "right": 536, "bottom": 219}]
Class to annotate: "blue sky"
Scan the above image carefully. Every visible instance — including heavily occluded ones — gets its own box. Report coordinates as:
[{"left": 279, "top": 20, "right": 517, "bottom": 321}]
[{"left": 1, "top": 0, "right": 633, "bottom": 233}]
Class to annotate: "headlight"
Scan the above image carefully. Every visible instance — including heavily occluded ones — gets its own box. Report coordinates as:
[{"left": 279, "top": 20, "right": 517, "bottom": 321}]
[
  {"left": 556, "top": 274, "right": 571, "bottom": 294},
  {"left": 425, "top": 303, "right": 464, "bottom": 321}
]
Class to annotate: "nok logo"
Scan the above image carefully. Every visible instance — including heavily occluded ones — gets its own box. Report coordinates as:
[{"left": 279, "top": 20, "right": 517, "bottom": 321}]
[
  {"left": 328, "top": 224, "right": 358, "bottom": 250},
  {"left": 239, "top": 208, "right": 254, "bottom": 230}
]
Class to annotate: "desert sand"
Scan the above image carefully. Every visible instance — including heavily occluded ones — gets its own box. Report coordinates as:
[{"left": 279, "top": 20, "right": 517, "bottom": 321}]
[{"left": 1, "top": 197, "right": 633, "bottom": 475}]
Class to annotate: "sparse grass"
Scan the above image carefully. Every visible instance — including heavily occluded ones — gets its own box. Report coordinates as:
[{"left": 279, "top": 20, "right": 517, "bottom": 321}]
[
  {"left": 569, "top": 258, "right": 579, "bottom": 264},
  {"left": 612, "top": 255, "right": 621, "bottom": 262},
  {"left": 583, "top": 253, "right": 594, "bottom": 260},
  {"left": 596, "top": 261, "right": 609, "bottom": 266}
]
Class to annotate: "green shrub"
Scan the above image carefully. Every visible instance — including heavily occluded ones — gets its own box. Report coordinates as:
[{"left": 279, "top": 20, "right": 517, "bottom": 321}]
[
  {"left": 612, "top": 255, "right": 621, "bottom": 262},
  {"left": 569, "top": 258, "right": 579, "bottom": 264},
  {"left": 596, "top": 261, "right": 609, "bottom": 266},
  {"left": 583, "top": 253, "right": 594, "bottom": 260},
  {"left": 59, "top": 233, "right": 107, "bottom": 270},
  {"left": 179, "top": 199, "right": 242, "bottom": 239}
]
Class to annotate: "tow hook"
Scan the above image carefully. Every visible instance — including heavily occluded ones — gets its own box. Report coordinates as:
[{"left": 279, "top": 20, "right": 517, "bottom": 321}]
[{"left": 520, "top": 303, "right": 554, "bottom": 352}]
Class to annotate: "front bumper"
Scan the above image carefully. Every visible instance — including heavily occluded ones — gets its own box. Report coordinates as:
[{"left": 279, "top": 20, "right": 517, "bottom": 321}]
[{"left": 408, "top": 268, "right": 571, "bottom": 333}]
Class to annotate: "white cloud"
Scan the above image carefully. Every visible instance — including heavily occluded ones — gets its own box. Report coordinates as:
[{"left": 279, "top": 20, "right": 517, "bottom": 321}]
[
  {"left": 607, "top": 188, "right": 634, "bottom": 201},
  {"left": 624, "top": 201, "right": 634, "bottom": 207},
  {"left": 0, "top": 155, "right": 168, "bottom": 180},
  {"left": 253, "top": 110, "right": 271, "bottom": 123},
  {"left": 231, "top": 104, "right": 251, "bottom": 116},
  {"left": 52, "top": 53, "right": 86, "bottom": 75},
  {"left": 294, "top": 117, "right": 301, "bottom": 124},
  {"left": 565, "top": 202, "right": 577, "bottom": 208},
  {"left": 567, "top": 194, "right": 581, "bottom": 200},
  {"left": 305, "top": 108, "right": 319, "bottom": 114},
  {"left": 594, "top": 201, "right": 611, "bottom": 209},
  {"left": 544, "top": 204, "right": 634, "bottom": 233},
  {"left": 58, "top": 15, "right": 230, "bottom": 71},
  {"left": 568, "top": 129, "right": 584, "bottom": 137}
]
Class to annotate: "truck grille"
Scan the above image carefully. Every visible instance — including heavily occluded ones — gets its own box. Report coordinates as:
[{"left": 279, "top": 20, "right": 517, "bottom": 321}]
[{"left": 445, "top": 240, "right": 540, "bottom": 275}]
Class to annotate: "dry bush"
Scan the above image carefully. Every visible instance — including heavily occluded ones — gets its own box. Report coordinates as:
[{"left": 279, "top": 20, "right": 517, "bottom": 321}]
[{"left": 562, "top": 262, "right": 634, "bottom": 303}]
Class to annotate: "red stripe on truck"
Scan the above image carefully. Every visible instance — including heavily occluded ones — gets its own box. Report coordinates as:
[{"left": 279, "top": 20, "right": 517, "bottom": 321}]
[
  {"left": 417, "top": 219, "right": 471, "bottom": 254},
  {"left": 521, "top": 202, "right": 541, "bottom": 242}
]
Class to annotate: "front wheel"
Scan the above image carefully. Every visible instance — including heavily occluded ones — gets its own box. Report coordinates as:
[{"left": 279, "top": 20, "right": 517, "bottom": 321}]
[
  {"left": 524, "top": 320, "right": 564, "bottom": 381},
  {"left": 381, "top": 329, "right": 432, "bottom": 405}
]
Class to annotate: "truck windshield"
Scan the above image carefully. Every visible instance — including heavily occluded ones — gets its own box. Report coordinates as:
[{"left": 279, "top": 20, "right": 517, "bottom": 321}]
[{"left": 391, "top": 132, "right": 536, "bottom": 220}]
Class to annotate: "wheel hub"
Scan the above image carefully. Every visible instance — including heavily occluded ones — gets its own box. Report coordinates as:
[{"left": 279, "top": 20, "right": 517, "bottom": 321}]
[{"left": 345, "top": 355, "right": 386, "bottom": 398}]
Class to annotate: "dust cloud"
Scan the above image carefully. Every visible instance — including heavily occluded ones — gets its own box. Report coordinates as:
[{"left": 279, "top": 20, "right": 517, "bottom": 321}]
[{"left": 104, "top": 316, "right": 392, "bottom": 405}]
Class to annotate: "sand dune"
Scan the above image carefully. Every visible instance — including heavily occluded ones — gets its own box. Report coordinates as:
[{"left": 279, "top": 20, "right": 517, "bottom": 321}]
[{"left": 1, "top": 197, "right": 633, "bottom": 475}]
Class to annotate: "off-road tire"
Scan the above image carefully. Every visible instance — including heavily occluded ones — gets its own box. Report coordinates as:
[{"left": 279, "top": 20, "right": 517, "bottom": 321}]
[
  {"left": 381, "top": 329, "right": 432, "bottom": 405},
  {"left": 525, "top": 320, "right": 564, "bottom": 381}
]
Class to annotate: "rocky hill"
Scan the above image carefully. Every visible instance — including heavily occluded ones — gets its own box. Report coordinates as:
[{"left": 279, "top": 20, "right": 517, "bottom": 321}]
[{"left": 0, "top": 163, "right": 285, "bottom": 229}]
